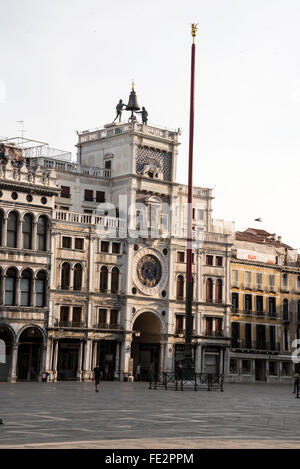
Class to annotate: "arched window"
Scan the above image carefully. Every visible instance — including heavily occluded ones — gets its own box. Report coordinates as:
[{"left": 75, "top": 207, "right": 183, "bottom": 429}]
[
  {"left": 176, "top": 275, "right": 184, "bottom": 300},
  {"left": 283, "top": 298, "right": 289, "bottom": 321},
  {"left": 73, "top": 264, "right": 83, "bottom": 291},
  {"left": 216, "top": 279, "right": 223, "bottom": 303},
  {"left": 100, "top": 266, "right": 108, "bottom": 293},
  {"left": 206, "top": 278, "right": 213, "bottom": 303},
  {"left": 23, "top": 214, "right": 33, "bottom": 250},
  {"left": 61, "top": 262, "right": 70, "bottom": 290},
  {"left": 7, "top": 212, "right": 18, "bottom": 248},
  {"left": 36, "top": 271, "right": 47, "bottom": 307},
  {"left": 20, "top": 269, "right": 32, "bottom": 306},
  {"left": 5, "top": 268, "right": 17, "bottom": 305},
  {"left": 111, "top": 267, "right": 119, "bottom": 294},
  {"left": 37, "top": 216, "right": 47, "bottom": 252}
]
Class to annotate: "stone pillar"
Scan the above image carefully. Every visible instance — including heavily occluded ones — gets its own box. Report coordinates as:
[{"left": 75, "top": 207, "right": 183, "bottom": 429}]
[
  {"left": 107, "top": 270, "right": 112, "bottom": 294},
  {"left": 169, "top": 248, "right": 175, "bottom": 299},
  {"left": 32, "top": 221, "right": 38, "bottom": 251},
  {"left": 50, "top": 231, "right": 56, "bottom": 289},
  {"left": 0, "top": 272, "right": 5, "bottom": 305},
  {"left": 114, "top": 342, "right": 120, "bottom": 380},
  {"left": 15, "top": 274, "right": 21, "bottom": 306},
  {"left": 17, "top": 220, "right": 22, "bottom": 249},
  {"left": 70, "top": 267, "right": 74, "bottom": 291},
  {"left": 195, "top": 344, "right": 202, "bottom": 373},
  {"left": 2, "top": 216, "right": 7, "bottom": 247},
  {"left": 39, "top": 344, "right": 47, "bottom": 381},
  {"left": 53, "top": 340, "right": 59, "bottom": 382},
  {"left": 106, "top": 309, "right": 111, "bottom": 328},
  {"left": 166, "top": 343, "right": 174, "bottom": 372},
  {"left": 10, "top": 344, "right": 18, "bottom": 383},
  {"left": 83, "top": 339, "right": 92, "bottom": 381},
  {"left": 120, "top": 338, "right": 132, "bottom": 381},
  {"left": 45, "top": 338, "right": 52, "bottom": 373},
  {"left": 125, "top": 243, "right": 134, "bottom": 294},
  {"left": 159, "top": 343, "right": 165, "bottom": 373},
  {"left": 77, "top": 341, "right": 83, "bottom": 380},
  {"left": 219, "top": 348, "right": 224, "bottom": 374},
  {"left": 31, "top": 277, "right": 36, "bottom": 307}
]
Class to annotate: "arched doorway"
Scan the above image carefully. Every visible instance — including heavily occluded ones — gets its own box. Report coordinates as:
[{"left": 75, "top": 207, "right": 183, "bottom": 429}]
[
  {"left": 131, "top": 312, "right": 162, "bottom": 380},
  {"left": 17, "top": 327, "right": 43, "bottom": 381},
  {"left": 0, "top": 326, "right": 14, "bottom": 381}
]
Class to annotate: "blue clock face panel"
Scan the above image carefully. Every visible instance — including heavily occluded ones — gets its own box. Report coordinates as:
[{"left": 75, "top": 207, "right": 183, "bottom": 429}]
[{"left": 137, "top": 255, "right": 162, "bottom": 287}]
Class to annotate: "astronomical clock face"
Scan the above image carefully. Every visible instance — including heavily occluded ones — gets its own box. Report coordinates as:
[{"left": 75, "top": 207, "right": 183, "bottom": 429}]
[
  {"left": 137, "top": 255, "right": 162, "bottom": 287},
  {"left": 133, "top": 248, "right": 168, "bottom": 296}
]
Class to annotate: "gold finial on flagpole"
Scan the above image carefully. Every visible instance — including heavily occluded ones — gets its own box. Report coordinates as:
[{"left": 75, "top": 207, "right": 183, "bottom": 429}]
[
  {"left": 191, "top": 23, "right": 198, "bottom": 43},
  {"left": 131, "top": 80, "right": 135, "bottom": 91}
]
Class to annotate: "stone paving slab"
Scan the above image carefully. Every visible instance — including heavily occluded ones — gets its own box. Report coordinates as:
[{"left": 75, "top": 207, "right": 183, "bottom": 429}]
[
  {"left": 0, "top": 381, "right": 299, "bottom": 448},
  {"left": 1, "top": 438, "right": 300, "bottom": 449}
]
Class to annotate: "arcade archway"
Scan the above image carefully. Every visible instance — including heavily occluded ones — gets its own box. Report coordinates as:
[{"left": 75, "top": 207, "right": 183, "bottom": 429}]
[
  {"left": 0, "top": 326, "right": 14, "bottom": 381},
  {"left": 131, "top": 312, "right": 163, "bottom": 380},
  {"left": 17, "top": 327, "right": 43, "bottom": 381}
]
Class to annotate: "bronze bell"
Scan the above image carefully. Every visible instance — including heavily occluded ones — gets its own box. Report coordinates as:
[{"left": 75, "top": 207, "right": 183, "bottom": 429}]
[{"left": 126, "top": 83, "right": 140, "bottom": 112}]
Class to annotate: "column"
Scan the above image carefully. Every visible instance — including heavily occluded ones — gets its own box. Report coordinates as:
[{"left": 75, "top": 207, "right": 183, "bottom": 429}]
[
  {"left": 114, "top": 342, "right": 120, "bottom": 380},
  {"left": 45, "top": 337, "right": 52, "bottom": 373},
  {"left": 10, "top": 344, "right": 18, "bottom": 383},
  {"left": 195, "top": 344, "right": 202, "bottom": 373},
  {"left": 107, "top": 270, "right": 112, "bottom": 294},
  {"left": 169, "top": 248, "right": 175, "bottom": 299},
  {"left": 166, "top": 343, "right": 174, "bottom": 372},
  {"left": 17, "top": 220, "right": 22, "bottom": 249},
  {"left": 53, "top": 340, "right": 59, "bottom": 381},
  {"left": 77, "top": 341, "right": 83, "bottom": 380},
  {"left": 88, "top": 236, "right": 95, "bottom": 291},
  {"left": 83, "top": 339, "right": 92, "bottom": 381},
  {"left": 219, "top": 348, "right": 224, "bottom": 375},
  {"left": 125, "top": 243, "right": 134, "bottom": 294},
  {"left": 50, "top": 232, "right": 56, "bottom": 289},
  {"left": 32, "top": 221, "right": 38, "bottom": 251},
  {"left": 39, "top": 344, "right": 47, "bottom": 381},
  {"left": 70, "top": 267, "right": 74, "bottom": 290},
  {"left": 0, "top": 272, "right": 4, "bottom": 304},
  {"left": 2, "top": 216, "right": 7, "bottom": 247},
  {"left": 15, "top": 274, "right": 21, "bottom": 306},
  {"left": 106, "top": 309, "right": 111, "bottom": 328},
  {"left": 31, "top": 277, "right": 36, "bottom": 307},
  {"left": 159, "top": 343, "right": 166, "bottom": 373},
  {"left": 202, "top": 348, "right": 206, "bottom": 373},
  {"left": 120, "top": 338, "right": 132, "bottom": 381}
]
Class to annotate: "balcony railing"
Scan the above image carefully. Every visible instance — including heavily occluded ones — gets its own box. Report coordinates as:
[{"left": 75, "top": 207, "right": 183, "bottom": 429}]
[
  {"left": 255, "top": 310, "right": 264, "bottom": 318},
  {"left": 203, "top": 330, "right": 225, "bottom": 338},
  {"left": 93, "top": 323, "right": 121, "bottom": 330},
  {"left": 231, "top": 339, "right": 280, "bottom": 352},
  {"left": 55, "top": 210, "right": 127, "bottom": 231},
  {"left": 268, "top": 311, "right": 277, "bottom": 319},
  {"left": 56, "top": 321, "right": 85, "bottom": 328}
]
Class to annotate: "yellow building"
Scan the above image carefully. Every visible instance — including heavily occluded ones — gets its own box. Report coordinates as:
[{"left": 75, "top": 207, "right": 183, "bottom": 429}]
[{"left": 229, "top": 228, "right": 300, "bottom": 383}]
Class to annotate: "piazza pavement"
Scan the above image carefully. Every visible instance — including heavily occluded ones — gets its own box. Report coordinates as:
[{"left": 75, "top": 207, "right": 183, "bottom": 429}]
[{"left": 0, "top": 381, "right": 300, "bottom": 449}]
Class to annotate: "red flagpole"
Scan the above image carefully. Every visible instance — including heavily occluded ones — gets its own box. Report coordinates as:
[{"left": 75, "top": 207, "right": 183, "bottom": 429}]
[{"left": 185, "top": 24, "right": 198, "bottom": 367}]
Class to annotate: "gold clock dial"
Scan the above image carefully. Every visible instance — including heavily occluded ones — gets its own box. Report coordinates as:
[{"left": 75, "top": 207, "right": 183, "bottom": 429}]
[{"left": 137, "top": 255, "right": 162, "bottom": 288}]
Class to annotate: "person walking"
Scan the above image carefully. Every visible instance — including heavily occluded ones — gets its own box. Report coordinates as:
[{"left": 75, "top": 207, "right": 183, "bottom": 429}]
[
  {"left": 293, "top": 372, "right": 299, "bottom": 393},
  {"left": 93, "top": 364, "right": 102, "bottom": 392}
]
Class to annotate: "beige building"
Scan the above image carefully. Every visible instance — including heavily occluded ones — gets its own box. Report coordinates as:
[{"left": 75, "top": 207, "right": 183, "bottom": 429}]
[
  {"left": 229, "top": 228, "right": 300, "bottom": 383},
  {"left": 0, "top": 104, "right": 233, "bottom": 382}
]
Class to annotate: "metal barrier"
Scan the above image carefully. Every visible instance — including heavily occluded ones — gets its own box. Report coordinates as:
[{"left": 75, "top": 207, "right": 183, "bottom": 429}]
[{"left": 149, "top": 372, "right": 224, "bottom": 391}]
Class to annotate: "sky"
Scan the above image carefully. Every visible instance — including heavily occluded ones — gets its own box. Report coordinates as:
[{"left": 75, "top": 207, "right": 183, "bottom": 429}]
[{"left": 0, "top": 0, "right": 299, "bottom": 249}]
